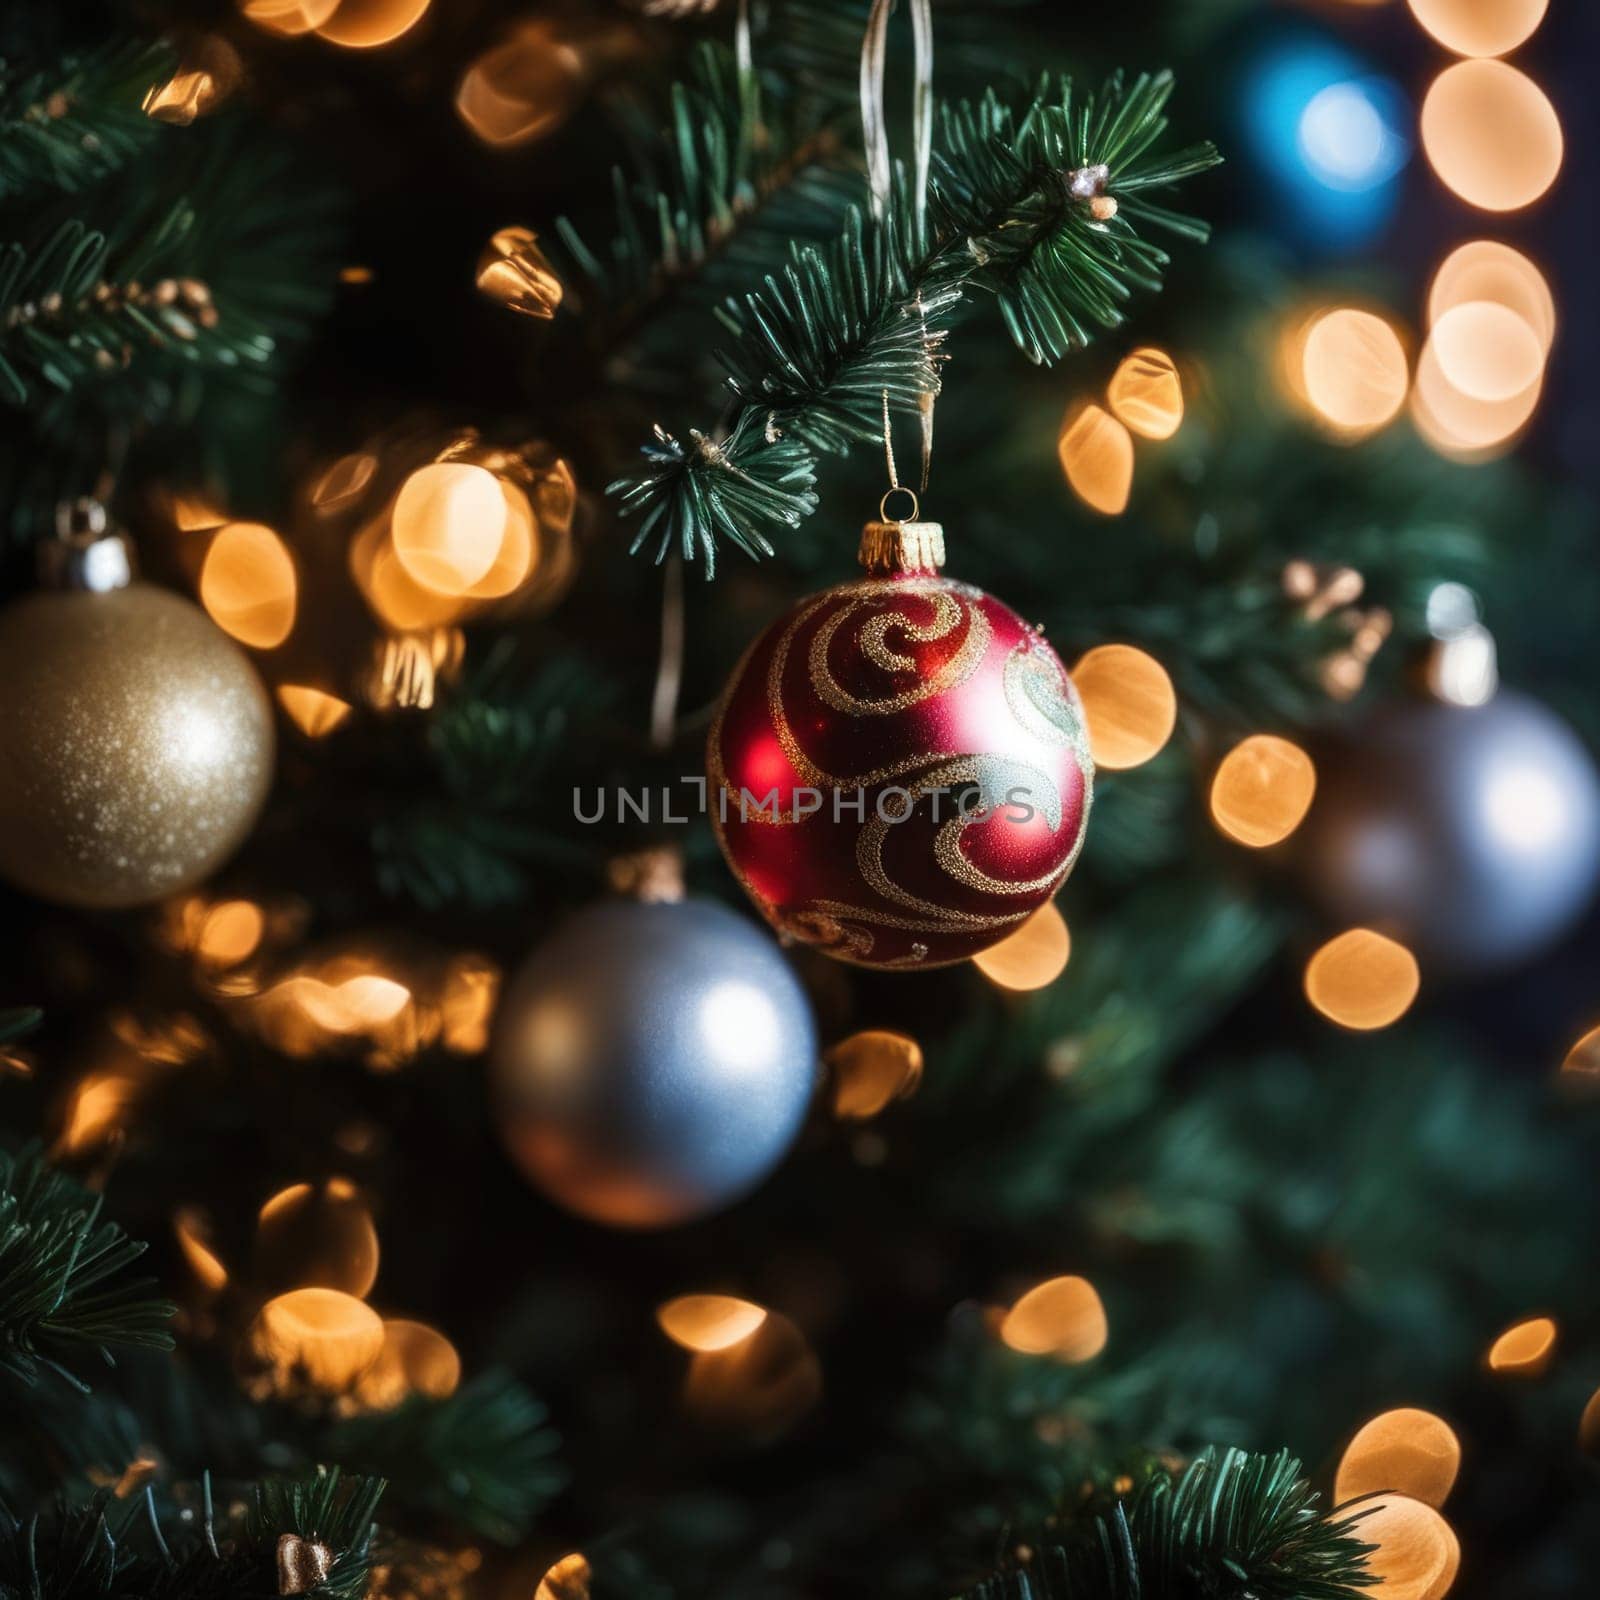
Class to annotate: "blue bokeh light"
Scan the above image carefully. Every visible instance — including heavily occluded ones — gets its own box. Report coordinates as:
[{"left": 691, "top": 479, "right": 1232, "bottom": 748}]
[{"left": 1240, "top": 37, "right": 1412, "bottom": 252}]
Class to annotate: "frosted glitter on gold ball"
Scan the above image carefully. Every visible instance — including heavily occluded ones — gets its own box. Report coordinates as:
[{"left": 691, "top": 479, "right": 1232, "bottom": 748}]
[{"left": 0, "top": 583, "right": 274, "bottom": 908}]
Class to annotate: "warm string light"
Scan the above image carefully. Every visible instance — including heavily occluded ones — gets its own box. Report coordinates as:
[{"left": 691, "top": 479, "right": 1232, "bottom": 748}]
[
  {"left": 247, "top": 1287, "right": 386, "bottom": 1393},
  {"left": 195, "top": 900, "right": 266, "bottom": 968},
  {"left": 1210, "top": 735, "right": 1317, "bottom": 848},
  {"left": 240, "top": 0, "right": 340, "bottom": 36},
  {"left": 1299, "top": 307, "right": 1409, "bottom": 439},
  {"left": 173, "top": 1206, "right": 230, "bottom": 1293},
  {"left": 1348, "top": 1494, "right": 1461, "bottom": 1600},
  {"left": 1058, "top": 403, "right": 1134, "bottom": 516},
  {"left": 1304, "top": 928, "right": 1420, "bottom": 1030},
  {"left": 315, "top": 0, "right": 433, "bottom": 49},
  {"left": 535, "top": 1554, "right": 593, "bottom": 1600},
  {"left": 1106, "top": 347, "right": 1184, "bottom": 441},
  {"left": 1485, "top": 1314, "right": 1557, "bottom": 1375},
  {"left": 656, "top": 1295, "right": 768, "bottom": 1353},
  {"left": 824, "top": 1030, "right": 924, "bottom": 1118},
  {"left": 199, "top": 522, "right": 298, "bottom": 649},
  {"left": 1072, "top": 644, "right": 1177, "bottom": 770},
  {"left": 1407, "top": 0, "right": 1548, "bottom": 59},
  {"left": 1559, "top": 1023, "right": 1600, "bottom": 1088},
  {"left": 278, "top": 685, "right": 355, "bottom": 739},
  {"left": 681, "top": 1311, "right": 821, "bottom": 1434},
  {"left": 251, "top": 945, "right": 499, "bottom": 1070},
  {"left": 1420, "top": 60, "right": 1561, "bottom": 212},
  {"left": 352, "top": 1319, "right": 462, "bottom": 1408},
  {"left": 311, "top": 452, "right": 379, "bottom": 515},
  {"left": 972, "top": 903, "right": 1071, "bottom": 992},
  {"left": 1335, "top": 1408, "right": 1461, "bottom": 1509},
  {"left": 256, "top": 1178, "right": 381, "bottom": 1297},
  {"left": 999, "top": 1275, "right": 1108, "bottom": 1362},
  {"left": 1414, "top": 242, "right": 1553, "bottom": 462},
  {"left": 456, "top": 21, "right": 589, "bottom": 148},
  {"left": 477, "top": 227, "right": 563, "bottom": 320}
]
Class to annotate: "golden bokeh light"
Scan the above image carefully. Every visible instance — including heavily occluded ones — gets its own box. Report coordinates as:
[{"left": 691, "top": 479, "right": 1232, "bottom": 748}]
[
  {"left": 1581, "top": 1387, "right": 1600, "bottom": 1457},
  {"left": 1000, "top": 1275, "right": 1108, "bottom": 1362},
  {"left": 1301, "top": 308, "right": 1408, "bottom": 438},
  {"left": 283, "top": 973, "right": 413, "bottom": 1034},
  {"left": 824, "top": 1030, "right": 924, "bottom": 1119},
  {"left": 256, "top": 1177, "right": 381, "bottom": 1298},
  {"left": 1304, "top": 929, "right": 1420, "bottom": 1031},
  {"left": 972, "top": 903, "right": 1071, "bottom": 992},
  {"left": 196, "top": 899, "right": 265, "bottom": 969},
  {"left": 352, "top": 1318, "right": 462, "bottom": 1409},
  {"left": 247, "top": 1288, "right": 385, "bottom": 1392},
  {"left": 456, "top": 22, "right": 587, "bottom": 148},
  {"left": 240, "top": 0, "right": 340, "bottom": 36},
  {"left": 278, "top": 685, "right": 355, "bottom": 739},
  {"left": 1428, "top": 241, "right": 1555, "bottom": 355},
  {"left": 141, "top": 68, "right": 225, "bottom": 125},
  {"left": 1486, "top": 1314, "right": 1557, "bottom": 1375},
  {"left": 682, "top": 1311, "right": 821, "bottom": 1435},
  {"left": 1559, "top": 1023, "right": 1600, "bottom": 1086},
  {"left": 390, "top": 463, "right": 508, "bottom": 596},
  {"left": 55, "top": 1071, "right": 138, "bottom": 1156},
  {"left": 1106, "top": 347, "right": 1184, "bottom": 441},
  {"left": 438, "top": 955, "right": 500, "bottom": 1054},
  {"left": 1429, "top": 301, "right": 1544, "bottom": 403},
  {"left": 350, "top": 516, "right": 471, "bottom": 631},
  {"left": 476, "top": 227, "right": 563, "bottom": 321},
  {"left": 1209, "top": 735, "right": 1317, "bottom": 849},
  {"left": 1335, "top": 1409, "right": 1461, "bottom": 1510},
  {"left": 535, "top": 1553, "right": 592, "bottom": 1600},
  {"left": 1421, "top": 60, "right": 1562, "bottom": 212},
  {"left": 1410, "top": 335, "right": 1542, "bottom": 461},
  {"left": 310, "top": 452, "right": 378, "bottom": 515},
  {"left": 1058, "top": 403, "right": 1134, "bottom": 516},
  {"left": 173, "top": 1206, "right": 230, "bottom": 1293},
  {"left": 1351, "top": 1495, "right": 1461, "bottom": 1600},
  {"left": 200, "top": 522, "right": 297, "bottom": 649},
  {"left": 315, "top": 0, "right": 432, "bottom": 49},
  {"left": 657, "top": 1294, "right": 769, "bottom": 1353},
  {"left": 1407, "top": 0, "right": 1547, "bottom": 58},
  {"left": 461, "top": 481, "right": 537, "bottom": 600},
  {"left": 1072, "top": 643, "right": 1177, "bottom": 769}
]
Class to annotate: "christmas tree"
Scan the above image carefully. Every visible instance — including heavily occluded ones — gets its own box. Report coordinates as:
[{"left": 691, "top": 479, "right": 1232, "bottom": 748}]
[{"left": 2, "top": 2, "right": 1597, "bottom": 1597}]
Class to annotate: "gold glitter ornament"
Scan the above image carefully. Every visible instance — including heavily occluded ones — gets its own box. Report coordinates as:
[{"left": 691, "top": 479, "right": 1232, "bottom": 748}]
[{"left": 0, "top": 503, "right": 274, "bottom": 908}]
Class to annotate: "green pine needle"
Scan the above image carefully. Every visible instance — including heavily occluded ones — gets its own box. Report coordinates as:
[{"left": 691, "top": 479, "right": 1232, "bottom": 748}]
[
  {"left": 960, "top": 1448, "right": 1376, "bottom": 1600},
  {"left": 607, "top": 67, "right": 1219, "bottom": 569},
  {"left": 0, "top": 1145, "right": 175, "bottom": 1391}
]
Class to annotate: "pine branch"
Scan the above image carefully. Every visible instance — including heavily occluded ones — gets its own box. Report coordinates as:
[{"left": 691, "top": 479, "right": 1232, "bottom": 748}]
[
  {"left": 609, "top": 70, "right": 1219, "bottom": 570},
  {"left": 0, "top": 1145, "right": 174, "bottom": 1391},
  {"left": 0, "top": 40, "right": 168, "bottom": 201},
  {"left": 960, "top": 1449, "right": 1374, "bottom": 1600},
  {"left": 0, "top": 1469, "right": 384, "bottom": 1600},
  {"left": 324, "top": 1372, "right": 565, "bottom": 1544},
  {"left": 0, "top": 115, "right": 334, "bottom": 411},
  {"left": 557, "top": 41, "right": 858, "bottom": 345}
]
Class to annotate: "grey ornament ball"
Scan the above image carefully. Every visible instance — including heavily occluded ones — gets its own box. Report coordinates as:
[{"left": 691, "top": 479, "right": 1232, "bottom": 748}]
[
  {"left": 491, "top": 897, "right": 818, "bottom": 1227},
  {"left": 1300, "top": 689, "right": 1600, "bottom": 976}
]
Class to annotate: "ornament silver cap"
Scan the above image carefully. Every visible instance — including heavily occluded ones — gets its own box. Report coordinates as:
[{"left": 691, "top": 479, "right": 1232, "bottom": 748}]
[
  {"left": 1420, "top": 582, "right": 1497, "bottom": 707},
  {"left": 41, "top": 499, "right": 135, "bottom": 593}
]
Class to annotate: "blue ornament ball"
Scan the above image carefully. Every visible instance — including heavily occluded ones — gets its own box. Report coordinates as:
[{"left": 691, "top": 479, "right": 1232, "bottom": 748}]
[
  {"left": 1301, "top": 689, "right": 1600, "bottom": 976},
  {"left": 491, "top": 897, "right": 817, "bottom": 1226}
]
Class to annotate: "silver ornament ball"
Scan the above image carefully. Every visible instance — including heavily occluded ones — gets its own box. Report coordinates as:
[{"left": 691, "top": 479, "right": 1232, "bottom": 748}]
[
  {"left": 491, "top": 897, "right": 818, "bottom": 1227},
  {"left": 1301, "top": 689, "right": 1600, "bottom": 975}
]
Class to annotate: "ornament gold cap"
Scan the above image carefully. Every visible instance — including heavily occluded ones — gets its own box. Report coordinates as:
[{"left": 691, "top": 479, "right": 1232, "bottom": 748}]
[
  {"left": 1419, "top": 581, "right": 1498, "bottom": 707},
  {"left": 859, "top": 489, "right": 945, "bottom": 576},
  {"left": 41, "top": 499, "right": 135, "bottom": 593}
]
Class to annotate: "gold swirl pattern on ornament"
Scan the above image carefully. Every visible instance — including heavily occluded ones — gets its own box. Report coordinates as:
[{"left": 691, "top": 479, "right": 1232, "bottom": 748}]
[
  {"left": 724, "top": 585, "right": 971, "bottom": 823},
  {"left": 853, "top": 757, "right": 1074, "bottom": 929},
  {"left": 807, "top": 587, "right": 990, "bottom": 715},
  {"left": 806, "top": 897, "right": 1031, "bottom": 938}
]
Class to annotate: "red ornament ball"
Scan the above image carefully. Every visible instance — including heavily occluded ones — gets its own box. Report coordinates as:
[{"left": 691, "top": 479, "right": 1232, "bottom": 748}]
[{"left": 708, "top": 518, "right": 1093, "bottom": 969}]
